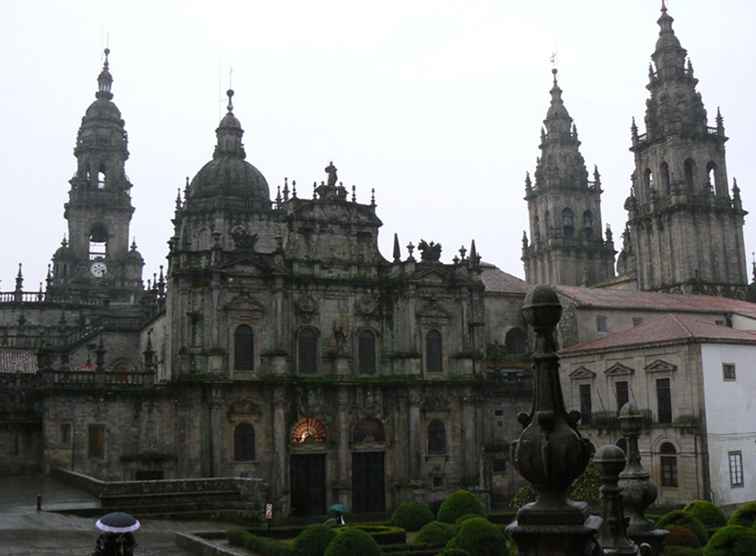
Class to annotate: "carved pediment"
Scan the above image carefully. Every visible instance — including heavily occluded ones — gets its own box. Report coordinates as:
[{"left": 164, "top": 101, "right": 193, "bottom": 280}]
[
  {"left": 223, "top": 293, "right": 265, "bottom": 317},
  {"left": 605, "top": 362, "right": 635, "bottom": 377},
  {"left": 416, "top": 298, "right": 451, "bottom": 322},
  {"left": 569, "top": 366, "right": 596, "bottom": 380},
  {"left": 645, "top": 359, "right": 677, "bottom": 373},
  {"left": 227, "top": 398, "right": 262, "bottom": 420}
]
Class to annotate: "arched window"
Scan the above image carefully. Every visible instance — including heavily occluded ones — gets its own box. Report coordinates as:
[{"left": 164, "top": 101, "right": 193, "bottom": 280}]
[
  {"left": 234, "top": 423, "right": 255, "bottom": 461},
  {"left": 644, "top": 169, "right": 654, "bottom": 194},
  {"left": 505, "top": 327, "right": 528, "bottom": 355},
  {"left": 357, "top": 330, "right": 376, "bottom": 374},
  {"left": 660, "top": 442, "right": 678, "bottom": 487},
  {"left": 291, "top": 418, "right": 327, "bottom": 444},
  {"left": 97, "top": 164, "right": 106, "bottom": 190},
  {"left": 706, "top": 161, "right": 718, "bottom": 193},
  {"left": 660, "top": 162, "right": 671, "bottom": 194},
  {"left": 427, "top": 420, "right": 447, "bottom": 455},
  {"left": 582, "top": 210, "right": 594, "bottom": 239},
  {"left": 561, "top": 208, "right": 575, "bottom": 238},
  {"left": 352, "top": 418, "right": 385, "bottom": 444},
  {"left": 684, "top": 159, "right": 696, "bottom": 191},
  {"left": 234, "top": 325, "right": 254, "bottom": 370},
  {"left": 89, "top": 223, "right": 108, "bottom": 260},
  {"left": 298, "top": 328, "right": 319, "bottom": 374},
  {"left": 425, "top": 330, "right": 443, "bottom": 372}
]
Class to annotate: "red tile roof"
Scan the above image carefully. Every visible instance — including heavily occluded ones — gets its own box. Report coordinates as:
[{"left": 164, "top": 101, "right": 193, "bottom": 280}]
[
  {"left": 556, "top": 286, "right": 756, "bottom": 320},
  {"left": 561, "top": 313, "right": 756, "bottom": 354}
]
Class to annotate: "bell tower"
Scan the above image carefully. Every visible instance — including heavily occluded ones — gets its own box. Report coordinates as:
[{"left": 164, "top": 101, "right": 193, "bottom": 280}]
[
  {"left": 623, "top": 3, "right": 748, "bottom": 297},
  {"left": 522, "top": 69, "right": 615, "bottom": 286},
  {"left": 50, "top": 49, "right": 143, "bottom": 299}
]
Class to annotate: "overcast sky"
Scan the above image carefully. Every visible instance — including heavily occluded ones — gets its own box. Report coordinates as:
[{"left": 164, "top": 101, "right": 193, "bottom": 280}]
[{"left": 1, "top": 0, "right": 754, "bottom": 289}]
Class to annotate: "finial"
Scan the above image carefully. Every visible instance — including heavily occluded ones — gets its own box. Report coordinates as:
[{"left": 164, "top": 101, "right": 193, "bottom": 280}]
[
  {"left": 593, "top": 164, "right": 601, "bottom": 185},
  {"left": 96, "top": 48, "right": 113, "bottom": 100},
  {"left": 351, "top": 185, "right": 356, "bottom": 202},
  {"left": 283, "top": 177, "right": 290, "bottom": 201},
  {"left": 522, "top": 230, "right": 529, "bottom": 250},
  {"left": 313, "top": 181, "right": 317, "bottom": 199},
  {"left": 226, "top": 89, "right": 234, "bottom": 113},
  {"left": 292, "top": 180, "right": 297, "bottom": 198},
  {"left": 525, "top": 172, "right": 532, "bottom": 190},
  {"left": 459, "top": 245, "right": 467, "bottom": 261},
  {"left": 393, "top": 233, "right": 401, "bottom": 263},
  {"left": 551, "top": 67, "right": 558, "bottom": 86},
  {"left": 406, "top": 241, "right": 415, "bottom": 261},
  {"left": 661, "top": 0, "right": 667, "bottom": 13},
  {"left": 131, "top": 238, "right": 138, "bottom": 251},
  {"left": 572, "top": 123, "right": 578, "bottom": 140},
  {"left": 175, "top": 187, "right": 182, "bottom": 210},
  {"left": 370, "top": 187, "right": 376, "bottom": 207},
  {"left": 276, "top": 185, "right": 282, "bottom": 205},
  {"left": 17, "top": 263, "right": 23, "bottom": 279}
]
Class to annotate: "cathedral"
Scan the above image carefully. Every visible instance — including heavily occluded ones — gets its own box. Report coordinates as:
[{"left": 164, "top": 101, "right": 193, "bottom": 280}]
[{"left": 0, "top": 4, "right": 753, "bottom": 514}]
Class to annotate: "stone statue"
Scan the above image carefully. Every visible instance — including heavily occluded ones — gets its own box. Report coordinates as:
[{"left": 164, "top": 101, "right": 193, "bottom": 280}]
[
  {"left": 417, "top": 239, "right": 442, "bottom": 262},
  {"left": 325, "top": 161, "right": 338, "bottom": 187}
]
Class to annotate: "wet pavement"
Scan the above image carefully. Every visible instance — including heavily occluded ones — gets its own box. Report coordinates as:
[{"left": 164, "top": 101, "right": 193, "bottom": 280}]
[{"left": 0, "top": 475, "right": 235, "bottom": 555}]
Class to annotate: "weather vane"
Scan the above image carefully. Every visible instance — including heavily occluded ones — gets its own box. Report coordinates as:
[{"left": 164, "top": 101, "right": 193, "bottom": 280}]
[{"left": 549, "top": 52, "right": 557, "bottom": 68}]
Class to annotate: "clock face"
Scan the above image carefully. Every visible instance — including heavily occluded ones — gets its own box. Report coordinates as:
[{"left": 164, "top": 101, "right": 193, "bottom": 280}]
[{"left": 90, "top": 261, "right": 107, "bottom": 278}]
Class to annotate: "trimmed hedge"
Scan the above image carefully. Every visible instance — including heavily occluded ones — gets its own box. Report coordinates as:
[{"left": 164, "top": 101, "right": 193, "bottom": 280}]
[
  {"left": 381, "top": 544, "right": 440, "bottom": 554},
  {"left": 325, "top": 527, "right": 381, "bottom": 556},
  {"left": 391, "top": 501, "right": 435, "bottom": 532},
  {"left": 294, "top": 525, "right": 337, "bottom": 556},
  {"left": 657, "top": 510, "right": 708, "bottom": 546},
  {"left": 446, "top": 517, "right": 509, "bottom": 556},
  {"left": 665, "top": 526, "right": 703, "bottom": 548},
  {"left": 415, "top": 521, "right": 457, "bottom": 546},
  {"left": 703, "top": 525, "right": 756, "bottom": 556},
  {"left": 683, "top": 500, "right": 727, "bottom": 531},
  {"left": 226, "top": 529, "right": 295, "bottom": 556},
  {"left": 437, "top": 491, "right": 485, "bottom": 524},
  {"left": 455, "top": 514, "right": 481, "bottom": 526},
  {"left": 439, "top": 549, "right": 470, "bottom": 556},
  {"left": 727, "top": 501, "right": 756, "bottom": 528},
  {"left": 352, "top": 524, "right": 407, "bottom": 545}
]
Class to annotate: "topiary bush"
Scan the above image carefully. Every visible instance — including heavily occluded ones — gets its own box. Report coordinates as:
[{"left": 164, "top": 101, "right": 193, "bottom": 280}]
[
  {"left": 657, "top": 510, "right": 708, "bottom": 546},
  {"left": 727, "top": 501, "right": 756, "bottom": 528},
  {"left": 665, "top": 526, "right": 703, "bottom": 548},
  {"left": 324, "top": 527, "right": 381, "bottom": 556},
  {"left": 391, "top": 500, "right": 435, "bottom": 532},
  {"left": 703, "top": 525, "right": 756, "bottom": 556},
  {"left": 351, "top": 524, "right": 406, "bottom": 545},
  {"left": 446, "top": 517, "right": 509, "bottom": 556},
  {"left": 455, "top": 514, "right": 482, "bottom": 526},
  {"left": 683, "top": 500, "right": 727, "bottom": 531},
  {"left": 437, "top": 490, "right": 485, "bottom": 524},
  {"left": 294, "top": 524, "right": 337, "bottom": 556},
  {"left": 415, "top": 521, "right": 457, "bottom": 546},
  {"left": 440, "top": 549, "right": 470, "bottom": 556}
]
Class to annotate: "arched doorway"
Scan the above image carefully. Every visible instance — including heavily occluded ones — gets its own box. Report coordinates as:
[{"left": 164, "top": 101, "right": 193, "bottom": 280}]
[
  {"left": 351, "top": 418, "right": 386, "bottom": 514},
  {"left": 289, "top": 418, "right": 327, "bottom": 516}
]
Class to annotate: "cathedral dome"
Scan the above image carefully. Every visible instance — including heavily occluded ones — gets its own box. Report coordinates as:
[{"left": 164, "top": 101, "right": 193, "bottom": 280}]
[
  {"left": 188, "top": 89, "right": 270, "bottom": 205},
  {"left": 83, "top": 98, "right": 122, "bottom": 122}
]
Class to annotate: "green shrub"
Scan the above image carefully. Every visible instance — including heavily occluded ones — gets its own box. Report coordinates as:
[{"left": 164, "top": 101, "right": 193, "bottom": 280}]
[
  {"left": 455, "top": 514, "right": 482, "bottom": 526},
  {"left": 657, "top": 510, "right": 708, "bottom": 546},
  {"left": 446, "top": 517, "right": 508, "bottom": 556},
  {"left": 351, "top": 524, "right": 406, "bottom": 545},
  {"left": 391, "top": 501, "right": 435, "bottom": 532},
  {"left": 294, "top": 524, "right": 337, "bottom": 556},
  {"left": 506, "top": 485, "right": 535, "bottom": 510},
  {"left": 727, "top": 501, "right": 756, "bottom": 528},
  {"left": 416, "top": 521, "right": 457, "bottom": 546},
  {"left": 437, "top": 490, "right": 485, "bottom": 524},
  {"left": 324, "top": 527, "right": 381, "bottom": 556},
  {"left": 440, "top": 549, "right": 470, "bottom": 556},
  {"left": 683, "top": 500, "right": 727, "bottom": 531},
  {"left": 506, "top": 465, "right": 600, "bottom": 511},
  {"left": 381, "top": 544, "right": 438, "bottom": 554},
  {"left": 703, "top": 525, "right": 756, "bottom": 556},
  {"left": 664, "top": 547, "right": 703, "bottom": 556},
  {"left": 230, "top": 531, "right": 295, "bottom": 556},
  {"left": 665, "top": 526, "right": 703, "bottom": 548}
]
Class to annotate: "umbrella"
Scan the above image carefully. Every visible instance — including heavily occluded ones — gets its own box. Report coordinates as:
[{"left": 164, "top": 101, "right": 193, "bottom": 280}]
[
  {"left": 95, "top": 512, "right": 141, "bottom": 533},
  {"left": 329, "top": 504, "right": 347, "bottom": 514}
]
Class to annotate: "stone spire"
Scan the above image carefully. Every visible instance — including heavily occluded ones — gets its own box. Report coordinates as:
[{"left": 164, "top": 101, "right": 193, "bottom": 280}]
[
  {"left": 393, "top": 233, "right": 401, "bottom": 262},
  {"left": 96, "top": 48, "right": 113, "bottom": 100}
]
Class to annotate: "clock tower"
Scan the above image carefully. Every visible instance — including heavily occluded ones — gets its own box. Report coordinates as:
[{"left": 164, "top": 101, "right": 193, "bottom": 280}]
[{"left": 49, "top": 49, "right": 144, "bottom": 300}]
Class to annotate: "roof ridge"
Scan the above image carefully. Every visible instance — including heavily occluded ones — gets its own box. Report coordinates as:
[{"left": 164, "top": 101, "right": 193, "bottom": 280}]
[{"left": 669, "top": 313, "right": 695, "bottom": 338}]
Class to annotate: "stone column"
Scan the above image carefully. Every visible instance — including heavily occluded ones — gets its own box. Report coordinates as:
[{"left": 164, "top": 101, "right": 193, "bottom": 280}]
[
  {"left": 337, "top": 387, "right": 351, "bottom": 505},
  {"left": 462, "top": 390, "right": 476, "bottom": 483},
  {"left": 208, "top": 385, "right": 224, "bottom": 476},
  {"left": 272, "top": 387, "right": 289, "bottom": 513},
  {"left": 408, "top": 388, "right": 422, "bottom": 479}
]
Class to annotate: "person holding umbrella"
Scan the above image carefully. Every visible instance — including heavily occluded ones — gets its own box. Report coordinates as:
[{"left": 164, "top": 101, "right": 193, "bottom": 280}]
[
  {"left": 328, "top": 504, "right": 347, "bottom": 526},
  {"left": 92, "top": 512, "right": 140, "bottom": 556}
]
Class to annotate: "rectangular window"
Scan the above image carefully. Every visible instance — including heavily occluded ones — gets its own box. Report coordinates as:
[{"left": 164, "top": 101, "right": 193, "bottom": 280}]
[
  {"left": 596, "top": 316, "right": 608, "bottom": 334},
  {"left": 722, "top": 363, "right": 736, "bottom": 381},
  {"left": 729, "top": 451, "right": 744, "bottom": 488},
  {"left": 88, "top": 424, "right": 105, "bottom": 459},
  {"left": 579, "top": 384, "right": 592, "bottom": 425},
  {"left": 656, "top": 378, "right": 672, "bottom": 424},
  {"left": 61, "top": 423, "right": 72, "bottom": 444},
  {"left": 615, "top": 381, "right": 629, "bottom": 413},
  {"left": 661, "top": 456, "right": 678, "bottom": 487}
]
